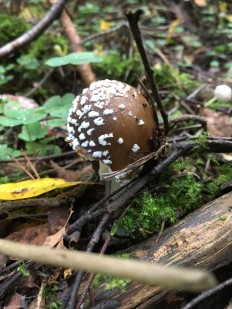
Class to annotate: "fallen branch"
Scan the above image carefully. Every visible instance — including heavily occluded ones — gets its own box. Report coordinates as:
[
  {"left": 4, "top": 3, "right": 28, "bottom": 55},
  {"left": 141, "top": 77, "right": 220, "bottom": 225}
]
[
  {"left": 0, "top": 0, "right": 66, "bottom": 58},
  {"left": 93, "top": 191, "right": 232, "bottom": 308}
]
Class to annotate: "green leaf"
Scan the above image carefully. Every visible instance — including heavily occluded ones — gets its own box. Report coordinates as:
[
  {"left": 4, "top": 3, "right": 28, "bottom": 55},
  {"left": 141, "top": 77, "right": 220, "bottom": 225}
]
[
  {"left": 0, "top": 116, "right": 23, "bottom": 126},
  {"left": 44, "top": 95, "right": 61, "bottom": 111},
  {"left": 3, "top": 105, "right": 47, "bottom": 125},
  {"left": 18, "top": 123, "right": 48, "bottom": 142},
  {"left": 45, "top": 52, "right": 102, "bottom": 67},
  {"left": 44, "top": 93, "right": 74, "bottom": 127},
  {"left": 60, "top": 93, "right": 75, "bottom": 106},
  {"left": 0, "top": 145, "right": 21, "bottom": 160},
  {"left": 47, "top": 118, "right": 66, "bottom": 127},
  {"left": 26, "top": 141, "right": 61, "bottom": 156}
]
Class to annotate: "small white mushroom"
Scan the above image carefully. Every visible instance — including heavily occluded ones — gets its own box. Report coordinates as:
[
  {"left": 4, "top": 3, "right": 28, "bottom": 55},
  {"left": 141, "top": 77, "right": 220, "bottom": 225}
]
[{"left": 214, "top": 85, "right": 232, "bottom": 102}]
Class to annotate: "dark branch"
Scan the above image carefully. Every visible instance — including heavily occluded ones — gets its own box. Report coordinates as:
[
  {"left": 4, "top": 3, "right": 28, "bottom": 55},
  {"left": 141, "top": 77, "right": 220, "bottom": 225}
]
[
  {"left": 182, "top": 277, "right": 232, "bottom": 309},
  {"left": 124, "top": 9, "right": 169, "bottom": 135}
]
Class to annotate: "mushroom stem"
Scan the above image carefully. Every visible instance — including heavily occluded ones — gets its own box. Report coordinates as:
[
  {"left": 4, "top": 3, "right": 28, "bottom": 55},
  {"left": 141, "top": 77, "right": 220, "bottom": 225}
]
[{"left": 99, "top": 161, "right": 123, "bottom": 195}]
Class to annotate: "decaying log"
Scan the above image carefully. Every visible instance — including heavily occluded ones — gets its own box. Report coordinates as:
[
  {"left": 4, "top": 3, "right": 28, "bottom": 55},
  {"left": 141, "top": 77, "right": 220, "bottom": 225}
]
[{"left": 94, "top": 192, "right": 232, "bottom": 308}]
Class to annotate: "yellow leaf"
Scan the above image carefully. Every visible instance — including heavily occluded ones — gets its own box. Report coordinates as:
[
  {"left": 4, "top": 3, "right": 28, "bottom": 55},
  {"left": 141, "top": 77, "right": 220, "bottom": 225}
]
[
  {"left": 166, "top": 19, "right": 180, "bottom": 44},
  {"left": 0, "top": 178, "right": 95, "bottom": 200},
  {"left": 100, "top": 19, "right": 111, "bottom": 30},
  {"left": 219, "top": 2, "right": 227, "bottom": 12}
]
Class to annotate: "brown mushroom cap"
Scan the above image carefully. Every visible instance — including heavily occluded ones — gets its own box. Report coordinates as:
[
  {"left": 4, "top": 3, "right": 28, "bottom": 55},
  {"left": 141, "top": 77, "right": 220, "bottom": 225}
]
[{"left": 67, "top": 79, "right": 157, "bottom": 171}]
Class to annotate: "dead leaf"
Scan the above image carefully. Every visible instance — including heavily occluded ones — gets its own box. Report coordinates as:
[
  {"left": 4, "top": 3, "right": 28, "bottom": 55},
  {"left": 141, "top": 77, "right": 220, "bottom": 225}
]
[
  {"left": 200, "top": 107, "right": 232, "bottom": 137},
  {"left": 6, "top": 224, "right": 49, "bottom": 246},
  {"left": 4, "top": 292, "right": 26, "bottom": 309},
  {"left": 43, "top": 226, "right": 66, "bottom": 249},
  {"left": 1, "top": 94, "right": 38, "bottom": 109},
  {"left": 194, "top": 0, "right": 207, "bottom": 7},
  {"left": 166, "top": 19, "right": 180, "bottom": 44},
  {"left": 48, "top": 206, "right": 70, "bottom": 235},
  {"left": 100, "top": 19, "right": 111, "bottom": 30},
  {"left": 44, "top": 208, "right": 72, "bottom": 249},
  {"left": 222, "top": 154, "right": 232, "bottom": 161},
  {"left": 63, "top": 268, "right": 73, "bottom": 278},
  {"left": 0, "top": 178, "right": 95, "bottom": 200}
]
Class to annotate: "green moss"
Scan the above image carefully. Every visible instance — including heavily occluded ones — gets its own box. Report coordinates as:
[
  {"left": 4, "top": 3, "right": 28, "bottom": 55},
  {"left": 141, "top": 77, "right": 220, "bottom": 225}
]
[
  {"left": 153, "top": 64, "right": 199, "bottom": 96},
  {"left": 114, "top": 162, "right": 202, "bottom": 239},
  {"left": 0, "top": 14, "right": 29, "bottom": 44},
  {"left": 207, "top": 161, "right": 232, "bottom": 198},
  {"left": 93, "top": 254, "right": 131, "bottom": 292},
  {"left": 191, "top": 132, "right": 210, "bottom": 153},
  {"left": 44, "top": 285, "right": 63, "bottom": 309},
  {"left": 28, "top": 33, "right": 68, "bottom": 60}
]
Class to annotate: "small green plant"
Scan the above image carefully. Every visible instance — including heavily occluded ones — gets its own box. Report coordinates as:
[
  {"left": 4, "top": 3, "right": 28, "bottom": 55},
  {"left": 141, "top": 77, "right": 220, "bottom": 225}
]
[
  {"left": 0, "top": 176, "right": 10, "bottom": 184},
  {"left": 0, "top": 64, "right": 15, "bottom": 85},
  {"left": 0, "top": 94, "right": 75, "bottom": 159},
  {"left": 44, "top": 284, "right": 63, "bottom": 309},
  {"left": 17, "top": 264, "right": 30, "bottom": 277},
  {"left": 92, "top": 50, "right": 142, "bottom": 83}
]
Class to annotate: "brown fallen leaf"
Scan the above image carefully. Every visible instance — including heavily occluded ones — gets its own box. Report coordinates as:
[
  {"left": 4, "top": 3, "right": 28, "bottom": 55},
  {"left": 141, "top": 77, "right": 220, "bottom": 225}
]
[
  {"left": 200, "top": 107, "right": 232, "bottom": 137},
  {"left": 6, "top": 223, "right": 49, "bottom": 245},
  {"left": 44, "top": 208, "right": 72, "bottom": 249},
  {"left": 4, "top": 292, "right": 26, "bottom": 309},
  {"left": 1, "top": 94, "right": 39, "bottom": 109},
  {"left": 48, "top": 206, "right": 70, "bottom": 235}
]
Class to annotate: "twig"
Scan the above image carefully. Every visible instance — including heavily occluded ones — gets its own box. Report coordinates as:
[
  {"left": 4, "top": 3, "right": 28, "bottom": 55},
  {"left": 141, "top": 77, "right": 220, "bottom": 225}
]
[
  {"left": 0, "top": 261, "right": 34, "bottom": 299},
  {"left": 79, "top": 22, "right": 129, "bottom": 45},
  {"left": 22, "top": 150, "right": 40, "bottom": 179},
  {"left": 67, "top": 213, "right": 111, "bottom": 309},
  {"left": 181, "top": 277, "right": 232, "bottom": 309},
  {"left": 77, "top": 235, "right": 112, "bottom": 308},
  {"left": 0, "top": 0, "right": 66, "bottom": 57},
  {"left": 10, "top": 155, "right": 35, "bottom": 180},
  {"left": 0, "top": 239, "right": 217, "bottom": 293},
  {"left": 168, "top": 115, "right": 207, "bottom": 128},
  {"left": 124, "top": 9, "right": 169, "bottom": 135},
  {"left": 25, "top": 68, "right": 55, "bottom": 97},
  {"left": 0, "top": 150, "right": 76, "bottom": 164}
]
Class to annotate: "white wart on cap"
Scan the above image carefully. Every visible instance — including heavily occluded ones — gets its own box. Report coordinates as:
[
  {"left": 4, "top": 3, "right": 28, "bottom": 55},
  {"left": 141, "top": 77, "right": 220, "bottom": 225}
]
[{"left": 67, "top": 79, "right": 157, "bottom": 172}]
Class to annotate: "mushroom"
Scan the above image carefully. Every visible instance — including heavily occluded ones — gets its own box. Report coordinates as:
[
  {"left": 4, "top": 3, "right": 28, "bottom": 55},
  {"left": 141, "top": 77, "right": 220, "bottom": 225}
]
[{"left": 66, "top": 79, "right": 158, "bottom": 192}]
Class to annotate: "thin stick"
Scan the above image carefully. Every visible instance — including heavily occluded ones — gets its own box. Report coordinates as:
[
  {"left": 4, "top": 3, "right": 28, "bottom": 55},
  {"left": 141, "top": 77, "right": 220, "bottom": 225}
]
[{"left": 0, "top": 238, "right": 217, "bottom": 292}]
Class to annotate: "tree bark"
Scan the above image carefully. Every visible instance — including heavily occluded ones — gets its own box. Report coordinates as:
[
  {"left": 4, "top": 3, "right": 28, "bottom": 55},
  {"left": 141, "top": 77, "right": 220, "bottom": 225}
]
[{"left": 93, "top": 192, "right": 232, "bottom": 308}]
